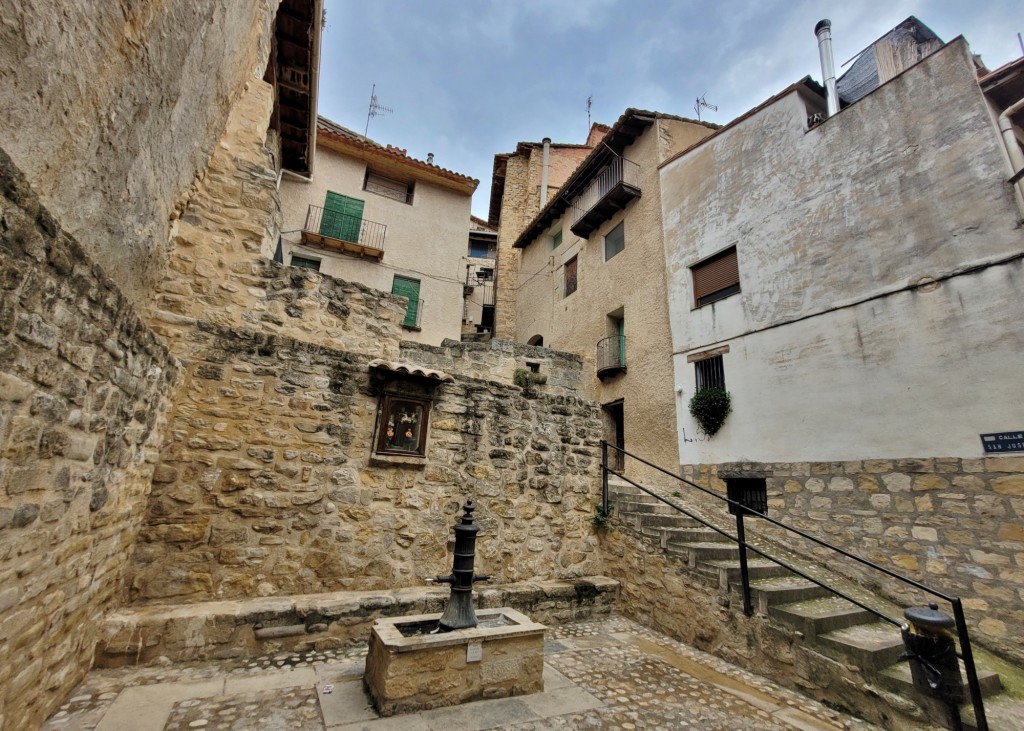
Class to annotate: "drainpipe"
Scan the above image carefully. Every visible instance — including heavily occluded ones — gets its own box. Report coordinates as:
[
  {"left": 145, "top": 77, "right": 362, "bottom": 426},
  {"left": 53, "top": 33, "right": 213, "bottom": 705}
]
[
  {"left": 815, "top": 19, "right": 839, "bottom": 117},
  {"left": 540, "top": 137, "right": 551, "bottom": 207},
  {"left": 998, "top": 97, "right": 1024, "bottom": 217}
]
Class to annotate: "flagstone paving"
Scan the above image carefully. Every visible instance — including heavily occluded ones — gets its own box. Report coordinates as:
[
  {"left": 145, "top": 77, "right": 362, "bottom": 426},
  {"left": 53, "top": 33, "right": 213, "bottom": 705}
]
[{"left": 42, "top": 615, "right": 882, "bottom": 731}]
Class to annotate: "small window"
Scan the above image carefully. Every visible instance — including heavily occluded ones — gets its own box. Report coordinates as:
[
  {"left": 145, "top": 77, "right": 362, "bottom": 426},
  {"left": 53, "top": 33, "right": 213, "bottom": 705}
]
[
  {"left": 375, "top": 393, "right": 431, "bottom": 456},
  {"left": 476, "top": 267, "right": 494, "bottom": 281},
  {"left": 695, "top": 355, "right": 725, "bottom": 391},
  {"left": 564, "top": 256, "right": 578, "bottom": 297},
  {"left": 551, "top": 229, "right": 563, "bottom": 250},
  {"left": 692, "top": 246, "right": 740, "bottom": 307},
  {"left": 604, "top": 222, "right": 625, "bottom": 261},
  {"left": 468, "top": 239, "right": 491, "bottom": 258},
  {"left": 364, "top": 171, "right": 414, "bottom": 204},
  {"left": 290, "top": 255, "right": 321, "bottom": 271},
  {"left": 391, "top": 275, "right": 422, "bottom": 329}
]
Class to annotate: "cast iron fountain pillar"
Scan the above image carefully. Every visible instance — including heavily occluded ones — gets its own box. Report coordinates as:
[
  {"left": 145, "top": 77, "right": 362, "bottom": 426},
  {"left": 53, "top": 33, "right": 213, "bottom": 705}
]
[{"left": 433, "top": 499, "right": 489, "bottom": 630}]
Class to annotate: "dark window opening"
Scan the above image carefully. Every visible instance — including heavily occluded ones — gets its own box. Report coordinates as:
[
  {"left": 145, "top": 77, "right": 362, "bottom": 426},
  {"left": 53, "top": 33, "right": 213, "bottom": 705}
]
[
  {"left": 695, "top": 355, "right": 725, "bottom": 391},
  {"left": 290, "top": 255, "right": 321, "bottom": 271},
  {"left": 604, "top": 222, "right": 625, "bottom": 260},
  {"left": 564, "top": 256, "right": 578, "bottom": 297},
  {"left": 692, "top": 246, "right": 740, "bottom": 307}
]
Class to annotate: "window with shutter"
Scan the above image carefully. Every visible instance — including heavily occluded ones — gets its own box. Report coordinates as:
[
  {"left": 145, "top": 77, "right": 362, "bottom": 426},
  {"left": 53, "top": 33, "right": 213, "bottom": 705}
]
[
  {"left": 391, "top": 276, "right": 422, "bottom": 329},
  {"left": 364, "top": 171, "right": 413, "bottom": 204},
  {"left": 564, "top": 257, "right": 578, "bottom": 297},
  {"left": 604, "top": 222, "right": 625, "bottom": 260},
  {"left": 321, "top": 191, "right": 364, "bottom": 243},
  {"left": 290, "top": 255, "right": 321, "bottom": 271},
  {"left": 691, "top": 246, "right": 740, "bottom": 307}
]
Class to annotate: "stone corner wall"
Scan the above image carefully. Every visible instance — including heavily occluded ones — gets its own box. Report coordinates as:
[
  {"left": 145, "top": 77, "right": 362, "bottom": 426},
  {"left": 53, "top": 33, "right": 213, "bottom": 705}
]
[{"left": 0, "top": 148, "right": 178, "bottom": 731}]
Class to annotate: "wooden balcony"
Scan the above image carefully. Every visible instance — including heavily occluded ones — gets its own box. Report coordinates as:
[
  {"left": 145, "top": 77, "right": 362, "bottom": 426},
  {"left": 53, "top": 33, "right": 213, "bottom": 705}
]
[
  {"left": 569, "top": 156, "right": 641, "bottom": 238},
  {"left": 300, "top": 204, "right": 386, "bottom": 261}
]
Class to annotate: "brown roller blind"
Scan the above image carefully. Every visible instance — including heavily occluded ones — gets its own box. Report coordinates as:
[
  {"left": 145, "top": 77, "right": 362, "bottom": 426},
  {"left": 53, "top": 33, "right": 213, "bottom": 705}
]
[
  {"left": 692, "top": 246, "right": 739, "bottom": 304},
  {"left": 564, "top": 256, "right": 578, "bottom": 296}
]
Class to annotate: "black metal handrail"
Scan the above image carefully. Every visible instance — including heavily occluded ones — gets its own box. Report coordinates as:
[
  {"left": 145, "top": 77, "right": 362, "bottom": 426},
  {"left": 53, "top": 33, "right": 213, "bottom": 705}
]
[
  {"left": 600, "top": 441, "right": 988, "bottom": 731},
  {"left": 303, "top": 204, "right": 387, "bottom": 251}
]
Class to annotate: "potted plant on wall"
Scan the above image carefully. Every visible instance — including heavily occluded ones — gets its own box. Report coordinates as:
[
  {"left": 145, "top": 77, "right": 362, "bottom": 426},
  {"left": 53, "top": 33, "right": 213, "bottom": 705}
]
[{"left": 688, "top": 387, "right": 732, "bottom": 436}]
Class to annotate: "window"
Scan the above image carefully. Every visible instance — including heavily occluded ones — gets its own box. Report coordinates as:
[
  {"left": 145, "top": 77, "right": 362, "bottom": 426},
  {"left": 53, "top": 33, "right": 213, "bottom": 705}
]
[
  {"left": 604, "top": 222, "right": 625, "bottom": 261},
  {"left": 692, "top": 246, "right": 740, "bottom": 307},
  {"left": 290, "top": 255, "right": 321, "bottom": 271},
  {"left": 468, "top": 240, "right": 491, "bottom": 258},
  {"left": 321, "top": 191, "right": 364, "bottom": 242},
  {"left": 375, "top": 393, "right": 431, "bottom": 456},
  {"left": 551, "top": 229, "right": 563, "bottom": 250},
  {"left": 695, "top": 355, "right": 725, "bottom": 391},
  {"left": 391, "top": 276, "right": 422, "bottom": 329},
  {"left": 364, "top": 171, "right": 414, "bottom": 204},
  {"left": 564, "top": 256, "right": 578, "bottom": 297}
]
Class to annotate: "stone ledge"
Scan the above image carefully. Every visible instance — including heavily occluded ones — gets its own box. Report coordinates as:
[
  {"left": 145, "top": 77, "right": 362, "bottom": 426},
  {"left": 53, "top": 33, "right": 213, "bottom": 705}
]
[{"left": 95, "top": 577, "right": 619, "bottom": 668}]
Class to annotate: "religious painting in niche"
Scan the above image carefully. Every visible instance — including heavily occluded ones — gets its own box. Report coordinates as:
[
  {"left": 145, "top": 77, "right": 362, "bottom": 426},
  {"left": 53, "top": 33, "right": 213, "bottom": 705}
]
[{"left": 375, "top": 393, "right": 431, "bottom": 456}]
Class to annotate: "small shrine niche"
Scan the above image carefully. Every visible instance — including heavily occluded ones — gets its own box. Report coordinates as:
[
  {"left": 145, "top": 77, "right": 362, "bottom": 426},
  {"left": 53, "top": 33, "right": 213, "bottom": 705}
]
[{"left": 368, "top": 359, "right": 454, "bottom": 465}]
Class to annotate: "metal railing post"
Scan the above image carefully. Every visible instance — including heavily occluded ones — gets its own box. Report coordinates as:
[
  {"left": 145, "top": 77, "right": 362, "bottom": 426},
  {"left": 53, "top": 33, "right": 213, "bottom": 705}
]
[
  {"left": 601, "top": 441, "right": 609, "bottom": 516},
  {"left": 951, "top": 599, "right": 988, "bottom": 731},
  {"left": 734, "top": 505, "right": 753, "bottom": 616}
]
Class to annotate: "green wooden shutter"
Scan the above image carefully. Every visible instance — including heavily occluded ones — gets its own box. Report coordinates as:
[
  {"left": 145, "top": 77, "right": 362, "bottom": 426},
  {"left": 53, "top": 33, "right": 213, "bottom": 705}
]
[
  {"left": 391, "top": 276, "right": 421, "bottom": 328},
  {"left": 321, "top": 191, "right": 364, "bottom": 243},
  {"left": 617, "top": 318, "right": 626, "bottom": 366}
]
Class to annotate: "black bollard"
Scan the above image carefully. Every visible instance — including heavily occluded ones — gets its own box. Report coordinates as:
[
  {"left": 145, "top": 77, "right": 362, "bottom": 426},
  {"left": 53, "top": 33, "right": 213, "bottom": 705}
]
[{"left": 433, "top": 499, "right": 490, "bottom": 630}]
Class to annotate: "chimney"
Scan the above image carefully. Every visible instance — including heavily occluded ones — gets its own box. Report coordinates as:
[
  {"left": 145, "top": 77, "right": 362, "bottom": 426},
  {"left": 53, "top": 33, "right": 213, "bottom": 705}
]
[
  {"left": 427, "top": 152, "right": 434, "bottom": 165},
  {"left": 540, "top": 138, "right": 551, "bottom": 207},
  {"left": 815, "top": 19, "right": 839, "bottom": 117}
]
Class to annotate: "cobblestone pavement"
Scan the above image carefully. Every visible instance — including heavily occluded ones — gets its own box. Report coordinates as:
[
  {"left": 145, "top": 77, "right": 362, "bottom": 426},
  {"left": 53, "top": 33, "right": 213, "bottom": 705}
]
[{"left": 42, "top": 615, "right": 883, "bottom": 731}]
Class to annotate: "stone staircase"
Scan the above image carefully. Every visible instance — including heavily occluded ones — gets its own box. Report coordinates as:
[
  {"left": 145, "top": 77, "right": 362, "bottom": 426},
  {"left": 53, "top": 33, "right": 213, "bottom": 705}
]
[{"left": 609, "top": 479, "right": 1007, "bottom": 730}]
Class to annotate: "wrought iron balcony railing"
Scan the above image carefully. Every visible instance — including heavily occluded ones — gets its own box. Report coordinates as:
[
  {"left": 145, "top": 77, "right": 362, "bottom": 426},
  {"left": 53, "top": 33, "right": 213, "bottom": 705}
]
[
  {"left": 301, "top": 204, "right": 387, "bottom": 260},
  {"left": 569, "top": 156, "right": 641, "bottom": 238},
  {"left": 596, "top": 335, "right": 627, "bottom": 379}
]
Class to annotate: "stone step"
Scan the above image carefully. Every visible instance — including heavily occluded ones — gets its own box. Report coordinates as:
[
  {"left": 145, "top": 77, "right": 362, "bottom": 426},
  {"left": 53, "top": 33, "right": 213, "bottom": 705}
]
[
  {"left": 609, "top": 489, "right": 662, "bottom": 505},
  {"left": 667, "top": 542, "right": 740, "bottom": 563},
  {"left": 879, "top": 659, "right": 1002, "bottom": 700},
  {"left": 636, "top": 514, "right": 701, "bottom": 530},
  {"left": 698, "top": 558, "right": 791, "bottom": 590},
  {"left": 817, "top": 622, "right": 906, "bottom": 671},
  {"left": 748, "top": 576, "right": 832, "bottom": 612},
  {"left": 615, "top": 500, "right": 680, "bottom": 516},
  {"left": 663, "top": 528, "right": 730, "bottom": 545},
  {"left": 768, "top": 596, "right": 875, "bottom": 639}
]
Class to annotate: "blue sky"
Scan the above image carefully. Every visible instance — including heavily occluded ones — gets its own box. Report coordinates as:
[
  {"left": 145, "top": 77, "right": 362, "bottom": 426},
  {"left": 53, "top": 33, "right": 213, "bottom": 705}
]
[{"left": 317, "top": 1, "right": 1022, "bottom": 219}]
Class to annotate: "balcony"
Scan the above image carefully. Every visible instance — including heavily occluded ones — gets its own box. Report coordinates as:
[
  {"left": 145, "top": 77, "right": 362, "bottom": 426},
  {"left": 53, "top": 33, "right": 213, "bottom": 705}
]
[
  {"left": 569, "top": 156, "right": 641, "bottom": 238},
  {"left": 300, "top": 204, "right": 387, "bottom": 261},
  {"left": 596, "top": 335, "right": 627, "bottom": 379}
]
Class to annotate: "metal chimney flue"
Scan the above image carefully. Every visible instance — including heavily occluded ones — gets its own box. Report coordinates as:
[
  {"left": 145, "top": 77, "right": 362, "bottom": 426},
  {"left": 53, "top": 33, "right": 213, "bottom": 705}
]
[
  {"left": 540, "top": 138, "right": 551, "bottom": 207},
  {"left": 815, "top": 19, "right": 839, "bottom": 117}
]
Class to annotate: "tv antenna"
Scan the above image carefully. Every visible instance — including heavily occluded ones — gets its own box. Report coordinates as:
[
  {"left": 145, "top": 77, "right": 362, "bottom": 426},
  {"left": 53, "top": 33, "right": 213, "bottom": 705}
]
[
  {"left": 364, "top": 84, "right": 393, "bottom": 139},
  {"left": 694, "top": 94, "right": 717, "bottom": 122},
  {"left": 586, "top": 95, "right": 593, "bottom": 129}
]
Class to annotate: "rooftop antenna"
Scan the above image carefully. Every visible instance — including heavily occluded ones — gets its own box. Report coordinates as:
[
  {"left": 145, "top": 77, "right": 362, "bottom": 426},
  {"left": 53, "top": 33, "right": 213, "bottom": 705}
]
[
  {"left": 694, "top": 94, "right": 717, "bottom": 122},
  {"left": 586, "top": 95, "right": 593, "bottom": 130},
  {"left": 364, "top": 83, "right": 393, "bottom": 139}
]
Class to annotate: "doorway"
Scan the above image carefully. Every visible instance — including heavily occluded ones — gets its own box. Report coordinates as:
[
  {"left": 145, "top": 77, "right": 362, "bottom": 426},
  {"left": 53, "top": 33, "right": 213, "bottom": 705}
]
[{"left": 602, "top": 399, "right": 625, "bottom": 471}]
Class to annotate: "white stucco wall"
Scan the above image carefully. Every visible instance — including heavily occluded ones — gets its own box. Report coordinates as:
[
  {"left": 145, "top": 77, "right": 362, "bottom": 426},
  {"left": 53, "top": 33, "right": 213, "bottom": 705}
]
[
  {"left": 660, "top": 40, "right": 1024, "bottom": 464},
  {"left": 280, "top": 145, "right": 471, "bottom": 345}
]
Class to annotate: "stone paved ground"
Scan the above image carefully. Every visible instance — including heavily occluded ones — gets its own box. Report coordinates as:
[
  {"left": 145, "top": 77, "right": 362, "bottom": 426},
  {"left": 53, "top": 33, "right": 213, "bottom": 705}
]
[{"left": 41, "top": 615, "right": 885, "bottom": 731}]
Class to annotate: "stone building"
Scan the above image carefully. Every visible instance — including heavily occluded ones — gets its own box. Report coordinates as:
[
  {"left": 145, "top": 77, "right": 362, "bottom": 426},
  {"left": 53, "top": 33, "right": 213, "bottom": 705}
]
[
  {"left": 279, "top": 117, "right": 479, "bottom": 345},
  {"left": 659, "top": 37, "right": 1024, "bottom": 655},
  {"left": 489, "top": 125, "right": 608, "bottom": 340},
  {"left": 510, "top": 110, "right": 717, "bottom": 480}
]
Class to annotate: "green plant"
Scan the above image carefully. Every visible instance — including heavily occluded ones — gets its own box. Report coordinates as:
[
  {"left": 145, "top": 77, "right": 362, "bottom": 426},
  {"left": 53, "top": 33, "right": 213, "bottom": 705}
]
[
  {"left": 688, "top": 387, "right": 732, "bottom": 436},
  {"left": 592, "top": 503, "right": 613, "bottom": 529},
  {"left": 513, "top": 368, "right": 546, "bottom": 390}
]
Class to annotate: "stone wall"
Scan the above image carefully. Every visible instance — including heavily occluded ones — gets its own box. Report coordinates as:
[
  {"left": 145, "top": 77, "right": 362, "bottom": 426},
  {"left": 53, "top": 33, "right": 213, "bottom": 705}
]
[
  {"left": 0, "top": 151, "right": 177, "bottom": 731},
  {"left": 127, "top": 324, "right": 605, "bottom": 604},
  {"left": 680, "top": 457, "right": 1024, "bottom": 665},
  {"left": 0, "top": 0, "right": 279, "bottom": 305}
]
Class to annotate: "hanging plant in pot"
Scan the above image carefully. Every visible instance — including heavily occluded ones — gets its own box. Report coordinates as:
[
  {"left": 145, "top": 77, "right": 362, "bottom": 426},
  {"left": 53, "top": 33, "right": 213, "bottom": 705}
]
[{"left": 688, "top": 387, "right": 732, "bottom": 436}]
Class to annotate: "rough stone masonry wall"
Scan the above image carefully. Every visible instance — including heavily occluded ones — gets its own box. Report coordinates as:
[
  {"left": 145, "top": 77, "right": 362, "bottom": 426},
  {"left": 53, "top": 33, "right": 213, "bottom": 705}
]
[
  {"left": 148, "top": 78, "right": 407, "bottom": 364},
  {"left": 0, "top": 150, "right": 177, "bottom": 731},
  {"left": 127, "top": 325, "right": 605, "bottom": 603},
  {"left": 681, "top": 457, "right": 1024, "bottom": 665},
  {"left": 0, "top": 0, "right": 279, "bottom": 305}
]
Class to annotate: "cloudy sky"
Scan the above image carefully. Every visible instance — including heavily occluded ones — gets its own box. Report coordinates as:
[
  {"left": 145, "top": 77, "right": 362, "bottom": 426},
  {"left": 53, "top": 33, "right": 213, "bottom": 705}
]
[{"left": 317, "top": 1, "right": 1022, "bottom": 219}]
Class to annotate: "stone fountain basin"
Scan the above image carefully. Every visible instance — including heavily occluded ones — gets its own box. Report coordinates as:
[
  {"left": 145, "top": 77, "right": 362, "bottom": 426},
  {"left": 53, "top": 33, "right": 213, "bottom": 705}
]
[{"left": 364, "top": 607, "right": 546, "bottom": 716}]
